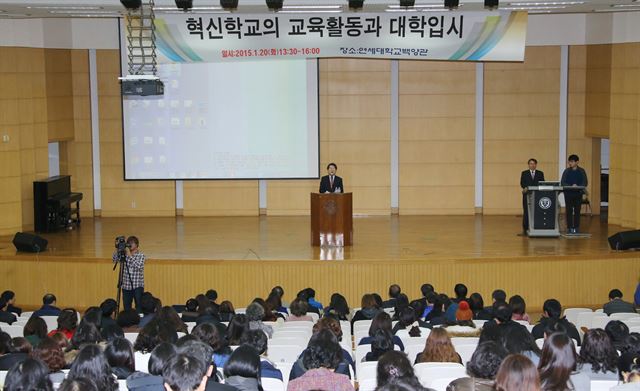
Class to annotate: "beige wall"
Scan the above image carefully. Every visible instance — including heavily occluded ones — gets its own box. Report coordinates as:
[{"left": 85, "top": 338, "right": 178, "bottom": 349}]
[
  {"left": 609, "top": 43, "right": 640, "bottom": 228},
  {"left": 399, "top": 61, "right": 476, "bottom": 215},
  {"left": 483, "top": 46, "right": 561, "bottom": 215}
]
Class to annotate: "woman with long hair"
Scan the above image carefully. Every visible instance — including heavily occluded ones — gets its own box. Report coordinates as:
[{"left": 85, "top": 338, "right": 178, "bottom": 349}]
[
  {"left": 48, "top": 308, "right": 78, "bottom": 340},
  {"left": 495, "top": 354, "right": 541, "bottom": 391},
  {"left": 67, "top": 344, "right": 118, "bottom": 391},
  {"left": 538, "top": 332, "right": 589, "bottom": 391},
  {"left": 447, "top": 341, "right": 507, "bottom": 391},
  {"left": 227, "top": 314, "right": 249, "bottom": 346},
  {"left": 31, "top": 337, "right": 67, "bottom": 384},
  {"left": 2, "top": 357, "right": 53, "bottom": 391},
  {"left": 23, "top": 316, "right": 48, "bottom": 348},
  {"left": 359, "top": 312, "right": 405, "bottom": 351},
  {"left": 104, "top": 337, "right": 135, "bottom": 379},
  {"left": 415, "top": 327, "right": 461, "bottom": 364},
  {"left": 376, "top": 350, "right": 428, "bottom": 391},
  {"left": 191, "top": 322, "right": 232, "bottom": 368},
  {"left": 324, "top": 293, "right": 350, "bottom": 321},
  {"left": 224, "top": 345, "right": 264, "bottom": 391}
]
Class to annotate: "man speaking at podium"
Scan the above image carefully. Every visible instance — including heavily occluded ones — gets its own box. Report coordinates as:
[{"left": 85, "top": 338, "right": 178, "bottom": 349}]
[
  {"left": 520, "top": 158, "right": 545, "bottom": 234},
  {"left": 319, "top": 163, "right": 344, "bottom": 193}
]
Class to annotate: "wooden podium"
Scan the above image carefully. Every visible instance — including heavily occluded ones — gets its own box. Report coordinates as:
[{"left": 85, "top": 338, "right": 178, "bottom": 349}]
[{"left": 310, "top": 193, "right": 353, "bottom": 246}]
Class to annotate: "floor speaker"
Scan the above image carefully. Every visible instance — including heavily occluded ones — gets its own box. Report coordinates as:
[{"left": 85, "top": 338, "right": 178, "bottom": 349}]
[
  {"left": 12, "top": 232, "right": 48, "bottom": 253},
  {"left": 608, "top": 230, "right": 640, "bottom": 250}
]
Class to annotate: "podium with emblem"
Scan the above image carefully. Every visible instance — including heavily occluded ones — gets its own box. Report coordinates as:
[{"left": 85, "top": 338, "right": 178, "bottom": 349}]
[
  {"left": 310, "top": 192, "right": 353, "bottom": 246},
  {"left": 526, "top": 183, "right": 563, "bottom": 237}
]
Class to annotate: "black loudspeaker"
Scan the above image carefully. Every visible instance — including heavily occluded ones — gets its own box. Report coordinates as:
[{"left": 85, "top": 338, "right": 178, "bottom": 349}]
[
  {"left": 12, "top": 232, "right": 48, "bottom": 253},
  {"left": 608, "top": 230, "right": 640, "bottom": 250}
]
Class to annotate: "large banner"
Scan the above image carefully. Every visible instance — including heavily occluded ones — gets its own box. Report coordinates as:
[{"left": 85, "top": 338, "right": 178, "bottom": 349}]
[{"left": 153, "top": 11, "right": 527, "bottom": 63}]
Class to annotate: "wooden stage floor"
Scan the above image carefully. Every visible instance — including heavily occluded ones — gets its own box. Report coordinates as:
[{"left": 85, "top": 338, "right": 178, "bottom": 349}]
[{"left": 0, "top": 214, "right": 622, "bottom": 262}]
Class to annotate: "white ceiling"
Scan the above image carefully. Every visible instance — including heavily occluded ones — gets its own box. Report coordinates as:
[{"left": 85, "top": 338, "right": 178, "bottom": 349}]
[{"left": 0, "top": 0, "right": 638, "bottom": 18}]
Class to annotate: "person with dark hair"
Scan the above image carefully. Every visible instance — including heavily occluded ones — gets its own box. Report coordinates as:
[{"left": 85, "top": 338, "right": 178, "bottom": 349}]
[
  {"left": 425, "top": 294, "right": 451, "bottom": 326},
  {"left": 606, "top": 320, "right": 631, "bottom": 351},
  {"left": 156, "top": 306, "right": 188, "bottom": 334},
  {"left": 287, "top": 298, "right": 313, "bottom": 322},
  {"left": 205, "top": 289, "right": 220, "bottom": 311},
  {"left": 48, "top": 308, "right": 78, "bottom": 340},
  {"left": 2, "top": 357, "right": 53, "bottom": 391},
  {"left": 364, "top": 329, "right": 394, "bottom": 362},
  {"left": 492, "top": 290, "right": 507, "bottom": 304},
  {"left": 240, "top": 329, "right": 283, "bottom": 381},
  {"left": 68, "top": 319, "right": 102, "bottom": 353},
  {"left": 181, "top": 298, "right": 200, "bottom": 323},
  {"left": 112, "top": 235, "right": 146, "bottom": 311},
  {"left": 23, "top": 316, "right": 48, "bottom": 348},
  {"left": 509, "top": 295, "right": 530, "bottom": 322},
  {"left": 531, "top": 299, "right": 581, "bottom": 345},
  {"left": 521, "top": 158, "right": 545, "bottom": 234},
  {"left": 604, "top": 289, "right": 636, "bottom": 316},
  {"left": 134, "top": 319, "right": 178, "bottom": 353},
  {"left": 67, "top": 344, "right": 118, "bottom": 391},
  {"left": 104, "top": 337, "right": 135, "bottom": 379},
  {"left": 415, "top": 327, "right": 461, "bottom": 364},
  {"left": 351, "top": 294, "right": 382, "bottom": 333},
  {"left": 288, "top": 329, "right": 354, "bottom": 390},
  {"left": 32, "top": 337, "right": 67, "bottom": 384},
  {"left": 0, "top": 298, "right": 17, "bottom": 326},
  {"left": 576, "top": 328, "right": 619, "bottom": 381},
  {"left": 101, "top": 323, "right": 125, "bottom": 343},
  {"left": 392, "top": 307, "right": 425, "bottom": 338},
  {"left": 222, "top": 345, "right": 263, "bottom": 391},
  {"left": 196, "top": 302, "right": 224, "bottom": 326},
  {"left": 313, "top": 317, "right": 355, "bottom": 372},
  {"left": 126, "top": 342, "right": 176, "bottom": 391},
  {"left": 359, "top": 312, "right": 405, "bottom": 351},
  {"left": 245, "top": 302, "right": 273, "bottom": 338},
  {"left": 614, "top": 353, "right": 640, "bottom": 389},
  {"left": 319, "top": 162, "right": 344, "bottom": 194},
  {"left": 495, "top": 354, "right": 541, "bottom": 391},
  {"left": 10, "top": 337, "right": 32, "bottom": 354},
  {"left": 100, "top": 298, "right": 119, "bottom": 332},
  {"left": 538, "top": 332, "right": 589, "bottom": 391},
  {"left": 117, "top": 308, "right": 142, "bottom": 332},
  {"left": 162, "top": 353, "right": 209, "bottom": 391},
  {"left": 1, "top": 290, "right": 22, "bottom": 316},
  {"left": 377, "top": 350, "right": 431, "bottom": 391},
  {"left": 469, "top": 293, "right": 492, "bottom": 320},
  {"left": 219, "top": 300, "right": 236, "bottom": 322},
  {"left": 453, "top": 283, "right": 468, "bottom": 303},
  {"left": 447, "top": 341, "right": 508, "bottom": 391},
  {"left": 382, "top": 284, "right": 402, "bottom": 309},
  {"left": 58, "top": 378, "right": 99, "bottom": 391},
  {"left": 228, "top": 314, "right": 249, "bottom": 346},
  {"left": 561, "top": 154, "right": 588, "bottom": 234},
  {"left": 139, "top": 294, "right": 159, "bottom": 328},
  {"left": 270, "top": 286, "right": 287, "bottom": 308},
  {"left": 499, "top": 322, "right": 541, "bottom": 366},
  {"left": 191, "top": 322, "right": 232, "bottom": 369},
  {"left": 324, "top": 293, "right": 350, "bottom": 321},
  {"left": 175, "top": 339, "right": 236, "bottom": 391},
  {"left": 421, "top": 291, "right": 438, "bottom": 320},
  {"left": 0, "top": 333, "right": 30, "bottom": 370},
  {"left": 32, "top": 293, "right": 61, "bottom": 318}
]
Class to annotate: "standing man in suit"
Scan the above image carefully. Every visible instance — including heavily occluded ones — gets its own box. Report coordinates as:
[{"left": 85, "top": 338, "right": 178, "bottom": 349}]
[
  {"left": 319, "top": 163, "right": 344, "bottom": 193},
  {"left": 561, "top": 154, "right": 588, "bottom": 234},
  {"left": 520, "top": 158, "right": 545, "bottom": 234}
]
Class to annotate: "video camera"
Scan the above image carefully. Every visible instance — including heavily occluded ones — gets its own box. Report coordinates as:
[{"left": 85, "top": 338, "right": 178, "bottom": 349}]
[{"left": 115, "top": 236, "right": 131, "bottom": 253}]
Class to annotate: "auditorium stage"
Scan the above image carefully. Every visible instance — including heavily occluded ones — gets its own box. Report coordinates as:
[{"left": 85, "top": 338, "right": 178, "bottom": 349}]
[{"left": 1, "top": 214, "right": 639, "bottom": 312}]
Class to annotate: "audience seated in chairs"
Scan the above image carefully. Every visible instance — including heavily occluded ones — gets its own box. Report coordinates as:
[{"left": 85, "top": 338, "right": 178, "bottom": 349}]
[
  {"left": 415, "top": 327, "right": 461, "bottom": 365},
  {"left": 469, "top": 292, "right": 492, "bottom": 321},
  {"left": 1, "top": 290, "right": 22, "bottom": 316},
  {"left": 139, "top": 294, "right": 160, "bottom": 328},
  {"left": 494, "top": 353, "right": 541, "bottom": 391},
  {"left": 241, "top": 329, "right": 283, "bottom": 381},
  {"left": 287, "top": 329, "right": 354, "bottom": 391},
  {"left": 376, "top": 350, "right": 433, "bottom": 391},
  {"left": 191, "top": 322, "right": 232, "bottom": 369},
  {"left": 509, "top": 295, "right": 531, "bottom": 323},
  {"left": 126, "top": 342, "right": 176, "bottom": 391},
  {"left": 606, "top": 320, "right": 631, "bottom": 351},
  {"left": 324, "top": 293, "right": 350, "bottom": 321},
  {"left": 447, "top": 341, "right": 508, "bottom": 391},
  {"left": 23, "top": 316, "right": 48, "bottom": 348},
  {"left": 117, "top": 308, "right": 141, "bottom": 332},
  {"left": 3, "top": 357, "right": 54, "bottom": 391},
  {"left": 0, "top": 297, "right": 17, "bottom": 325},
  {"left": 223, "top": 344, "right": 263, "bottom": 391},
  {"left": 58, "top": 378, "right": 99, "bottom": 391},
  {"left": 392, "top": 306, "right": 428, "bottom": 337},
  {"left": 134, "top": 318, "right": 178, "bottom": 353},
  {"left": 313, "top": 316, "right": 355, "bottom": 372},
  {"left": 219, "top": 300, "right": 236, "bottom": 322},
  {"left": 286, "top": 298, "right": 314, "bottom": 323},
  {"left": 359, "top": 312, "right": 405, "bottom": 352},
  {"left": 31, "top": 337, "right": 67, "bottom": 384},
  {"left": 32, "top": 293, "right": 62, "bottom": 318},
  {"left": 531, "top": 299, "right": 581, "bottom": 345},
  {"left": 363, "top": 329, "right": 394, "bottom": 362},
  {"left": 67, "top": 344, "right": 118, "bottom": 391},
  {"left": 0, "top": 333, "right": 30, "bottom": 370},
  {"left": 613, "top": 352, "right": 640, "bottom": 390},
  {"left": 99, "top": 299, "right": 118, "bottom": 332},
  {"left": 382, "top": 284, "right": 402, "bottom": 309},
  {"left": 351, "top": 294, "right": 382, "bottom": 331},
  {"left": 48, "top": 308, "right": 78, "bottom": 340},
  {"left": 245, "top": 302, "right": 274, "bottom": 338},
  {"left": 162, "top": 352, "right": 209, "bottom": 391},
  {"left": 177, "top": 339, "right": 236, "bottom": 391},
  {"left": 228, "top": 314, "right": 249, "bottom": 346},
  {"left": 604, "top": 289, "right": 637, "bottom": 316},
  {"left": 105, "top": 337, "right": 135, "bottom": 379},
  {"left": 538, "top": 332, "right": 590, "bottom": 391},
  {"left": 576, "top": 328, "right": 620, "bottom": 381}
]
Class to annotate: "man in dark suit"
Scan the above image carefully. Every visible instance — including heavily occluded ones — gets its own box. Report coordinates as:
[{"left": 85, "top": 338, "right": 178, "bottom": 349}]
[
  {"left": 603, "top": 289, "right": 636, "bottom": 315},
  {"left": 319, "top": 162, "right": 344, "bottom": 193},
  {"left": 520, "top": 158, "right": 545, "bottom": 234},
  {"left": 31, "top": 293, "right": 61, "bottom": 318}
]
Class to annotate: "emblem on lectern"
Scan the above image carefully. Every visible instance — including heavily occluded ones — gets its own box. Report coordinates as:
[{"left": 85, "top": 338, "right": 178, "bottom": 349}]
[
  {"left": 323, "top": 200, "right": 338, "bottom": 215},
  {"left": 538, "top": 197, "right": 552, "bottom": 210}
]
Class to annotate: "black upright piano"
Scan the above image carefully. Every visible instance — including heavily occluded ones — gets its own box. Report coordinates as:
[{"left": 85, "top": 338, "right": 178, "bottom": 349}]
[{"left": 34, "top": 175, "right": 83, "bottom": 232}]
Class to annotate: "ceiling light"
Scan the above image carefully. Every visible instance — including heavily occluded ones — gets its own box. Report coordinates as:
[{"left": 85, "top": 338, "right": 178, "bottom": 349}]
[
  {"left": 611, "top": 4, "right": 640, "bottom": 7},
  {"left": 388, "top": 3, "right": 452, "bottom": 7},
  {"left": 154, "top": 6, "right": 223, "bottom": 10},
  {"left": 175, "top": 0, "right": 194, "bottom": 11},
  {"left": 266, "top": 0, "right": 284, "bottom": 11},
  {"left": 502, "top": 5, "right": 566, "bottom": 9},
  {"left": 28, "top": 6, "right": 103, "bottom": 10},
  {"left": 509, "top": 1, "right": 582, "bottom": 5}
]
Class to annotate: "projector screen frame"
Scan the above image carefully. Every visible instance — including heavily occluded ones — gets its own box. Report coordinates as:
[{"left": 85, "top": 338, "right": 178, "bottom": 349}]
[{"left": 118, "top": 19, "right": 320, "bottom": 181}]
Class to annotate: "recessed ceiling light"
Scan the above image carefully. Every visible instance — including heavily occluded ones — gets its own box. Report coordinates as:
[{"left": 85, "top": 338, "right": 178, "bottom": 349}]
[
  {"left": 503, "top": 5, "right": 567, "bottom": 9},
  {"left": 282, "top": 5, "right": 342, "bottom": 9},
  {"left": 611, "top": 4, "right": 640, "bottom": 7},
  {"left": 154, "top": 6, "right": 223, "bottom": 10},
  {"left": 509, "top": 1, "right": 582, "bottom": 5},
  {"left": 279, "top": 9, "right": 343, "bottom": 12},
  {"left": 49, "top": 10, "right": 121, "bottom": 14},
  {"left": 388, "top": 3, "right": 453, "bottom": 7},
  {"left": 385, "top": 7, "right": 420, "bottom": 11},
  {"left": 28, "top": 6, "right": 103, "bottom": 10}
]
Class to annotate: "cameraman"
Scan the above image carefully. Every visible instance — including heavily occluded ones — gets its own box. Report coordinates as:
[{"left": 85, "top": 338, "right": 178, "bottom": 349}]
[{"left": 112, "top": 236, "right": 145, "bottom": 311}]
